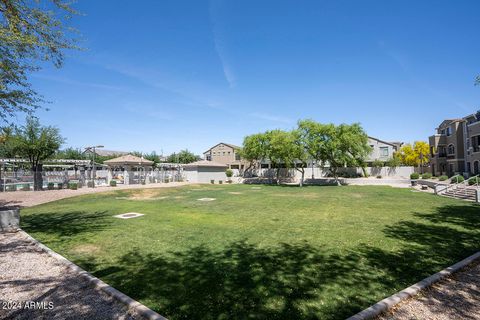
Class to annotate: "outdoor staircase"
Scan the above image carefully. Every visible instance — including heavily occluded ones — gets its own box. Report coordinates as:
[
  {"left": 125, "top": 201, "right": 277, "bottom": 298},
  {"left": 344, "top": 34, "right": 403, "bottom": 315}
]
[
  {"left": 441, "top": 185, "right": 478, "bottom": 201},
  {"left": 436, "top": 176, "right": 479, "bottom": 202}
]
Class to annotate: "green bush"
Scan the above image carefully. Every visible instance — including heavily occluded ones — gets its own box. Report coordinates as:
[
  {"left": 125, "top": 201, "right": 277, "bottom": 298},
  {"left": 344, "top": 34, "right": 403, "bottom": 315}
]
[
  {"left": 47, "top": 182, "right": 55, "bottom": 190},
  {"left": 225, "top": 169, "right": 233, "bottom": 178},
  {"left": 68, "top": 182, "right": 78, "bottom": 190},
  {"left": 110, "top": 180, "right": 117, "bottom": 187},
  {"left": 410, "top": 173, "right": 420, "bottom": 179},
  {"left": 468, "top": 176, "right": 480, "bottom": 186},
  {"left": 376, "top": 175, "right": 382, "bottom": 179},
  {"left": 22, "top": 184, "right": 30, "bottom": 191},
  {"left": 421, "top": 173, "right": 432, "bottom": 179},
  {"left": 372, "top": 159, "right": 384, "bottom": 168},
  {"left": 450, "top": 175, "right": 464, "bottom": 184},
  {"left": 57, "top": 183, "right": 63, "bottom": 189},
  {"left": 210, "top": 179, "right": 215, "bottom": 184},
  {"left": 438, "top": 175, "right": 448, "bottom": 181},
  {"left": 219, "top": 180, "right": 223, "bottom": 184}
]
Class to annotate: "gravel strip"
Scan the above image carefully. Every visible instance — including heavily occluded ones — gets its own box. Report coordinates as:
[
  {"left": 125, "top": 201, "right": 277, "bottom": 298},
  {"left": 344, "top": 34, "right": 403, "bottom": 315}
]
[
  {"left": 377, "top": 261, "right": 480, "bottom": 320},
  {"left": 0, "top": 182, "right": 190, "bottom": 208},
  {"left": 0, "top": 231, "right": 144, "bottom": 320}
]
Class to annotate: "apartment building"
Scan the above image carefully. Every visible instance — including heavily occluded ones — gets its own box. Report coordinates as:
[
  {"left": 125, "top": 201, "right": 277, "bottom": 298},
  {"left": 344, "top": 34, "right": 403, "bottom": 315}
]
[
  {"left": 366, "top": 137, "right": 400, "bottom": 165},
  {"left": 203, "top": 142, "right": 245, "bottom": 169},
  {"left": 428, "top": 113, "right": 480, "bottom": 177},
  {"left": 465, "top": 113, "right": 480, "bottom": 175}
]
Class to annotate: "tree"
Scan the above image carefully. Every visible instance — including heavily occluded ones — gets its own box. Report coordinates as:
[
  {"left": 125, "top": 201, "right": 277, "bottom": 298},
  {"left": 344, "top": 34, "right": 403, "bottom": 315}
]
[
  {"left": 396, "top": 141, "right": 430, "bottom": 172},
  {"left": 297, "top": 120, "right": 371, "bottom": 185},
  {"left": 240, "top": 133, "right": 268, "bottom": 174},
  {"left": 10, "top": 116, "right": 64, "bottom": 190},
  {"left": 1, "top": 0, "right": 79, "bottom": 122},
  {"left": 265, "top": 129, "right": 295, "bottom": 185},
  {"left": 143, "top": 151, "right": 161, "bottom": 164},
  {"left": 323, "top": 123, "right": 371, "bottom": 185},
  {"left": 167, "top": 149, "right": 199, "bottom": 164},
  {"left": 54, "top": 147, "right": 85, "bottom": 160}
]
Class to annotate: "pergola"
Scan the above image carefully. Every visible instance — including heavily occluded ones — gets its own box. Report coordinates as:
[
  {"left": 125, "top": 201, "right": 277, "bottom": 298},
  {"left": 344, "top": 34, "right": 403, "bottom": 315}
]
[{"left": 104, "top": 155, "right": 154, "bottom": 185}]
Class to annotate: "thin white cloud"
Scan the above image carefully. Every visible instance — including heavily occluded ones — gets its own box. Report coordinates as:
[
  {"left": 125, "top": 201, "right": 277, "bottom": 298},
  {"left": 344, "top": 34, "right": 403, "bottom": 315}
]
[
  {"left": 33, "top": 74, "right": 125, "bottom": 91},
  {"left": 249, "top": 112, "right": 293, "bottom": 124},
  {"left": 209, "top": 0, "right": 236, "bottom": 88}
]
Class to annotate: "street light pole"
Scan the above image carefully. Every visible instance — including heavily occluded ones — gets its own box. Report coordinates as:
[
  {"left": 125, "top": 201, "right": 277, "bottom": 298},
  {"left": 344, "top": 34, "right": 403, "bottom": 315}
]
[{"left": 84, "top": 145, "right": 104, "bottom": 188}]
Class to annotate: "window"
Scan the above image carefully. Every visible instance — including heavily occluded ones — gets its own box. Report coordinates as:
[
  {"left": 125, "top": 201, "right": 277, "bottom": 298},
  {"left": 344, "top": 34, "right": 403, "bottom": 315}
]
[
  {"left": 235, "top": 154, "right": 241, "bottom": 161},
  {"left": 206, "top": 155, "right": 211, "bottom": 161},
  {"left": 447, "top": 144, "right": 455, "bottom": 155},
  {"left": 440, "top": 129, "right": 446, "bottom": 135},
  {"left": 379, "top": 147, "right": 389, "bottom": 157},
  {"left": 472, "top": 136, "right": 480, "bottom": 152},
  {"left": 230, "top": 165, "right": 239, "bottom": 169},
  {"left": 222, "top": 152, "right": 225, "bottom": 155},
  {"left": 446, "top": 127, "right": 452, "bottom": 136},
  {"left": 261, "top": 163, "right": 269, "bottom": 168},
  {"left": 228, "top": 152, "right": 231, "bottom": 155}
]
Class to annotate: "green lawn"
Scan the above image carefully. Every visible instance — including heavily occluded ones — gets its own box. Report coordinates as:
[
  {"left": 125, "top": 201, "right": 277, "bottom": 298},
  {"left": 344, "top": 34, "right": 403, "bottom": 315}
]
[{"left": 21, "top": 185, "right": 480, "bottom": 319}]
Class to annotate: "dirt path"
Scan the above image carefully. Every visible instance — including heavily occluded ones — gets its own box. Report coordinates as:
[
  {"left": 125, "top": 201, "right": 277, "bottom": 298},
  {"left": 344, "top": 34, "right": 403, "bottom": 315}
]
[{"left": 0, "top": 182, "right": 190, "bottom": 208}]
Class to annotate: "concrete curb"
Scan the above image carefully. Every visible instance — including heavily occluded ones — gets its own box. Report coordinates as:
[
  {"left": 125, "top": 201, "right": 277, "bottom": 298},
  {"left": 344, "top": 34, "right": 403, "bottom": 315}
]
[
  {"left": 346, "top": 250, "right": 480, "bottom": 320},
  {"left": 20, "top": 230, "right": 167, "bottom": 320}
]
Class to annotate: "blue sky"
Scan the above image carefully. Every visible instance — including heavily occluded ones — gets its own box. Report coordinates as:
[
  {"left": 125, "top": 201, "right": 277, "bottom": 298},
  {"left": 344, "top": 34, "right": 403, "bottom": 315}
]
[{"left": 27, "top": 0, "right": 480, "bottom": 155}]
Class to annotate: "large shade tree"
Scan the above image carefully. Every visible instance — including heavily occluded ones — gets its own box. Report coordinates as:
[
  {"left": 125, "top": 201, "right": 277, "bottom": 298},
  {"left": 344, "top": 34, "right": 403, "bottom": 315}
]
[
  {"left": 0, "top": 0, "right": 79, "bottom": 122},
  {"left": 240, "top": 133, "right": 268, "bottom": 174},
  {"left": 11, "top": 116, "right": 63, "bottom": 190},
  {"left": 167, "top": 149, "right": 200, "bottom": 164}
]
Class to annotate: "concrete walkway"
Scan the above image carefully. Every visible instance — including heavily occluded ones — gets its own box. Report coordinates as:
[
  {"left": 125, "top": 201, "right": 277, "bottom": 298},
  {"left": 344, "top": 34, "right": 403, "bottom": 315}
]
[
  {"left": 0, "top": 231, "right": 140, "bottom": 320},
  {"left": 0, "top": 182, "right": 190, "bottom": 208}
]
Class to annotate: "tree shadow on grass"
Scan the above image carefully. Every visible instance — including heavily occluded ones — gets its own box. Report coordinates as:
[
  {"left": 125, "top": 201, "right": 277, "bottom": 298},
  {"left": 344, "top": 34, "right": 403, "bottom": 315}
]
[
  {"left": 21, "top": 210, "right": 111, "bottom": 237},
  {"left": 34, "top": 203, "right": 480, "bottom": 320},
  {"left": 360, "top": 203, "right": 480, "bottom": 318},
  {"left": 80, "top": 241, "right": 381, "bottom": 320}
]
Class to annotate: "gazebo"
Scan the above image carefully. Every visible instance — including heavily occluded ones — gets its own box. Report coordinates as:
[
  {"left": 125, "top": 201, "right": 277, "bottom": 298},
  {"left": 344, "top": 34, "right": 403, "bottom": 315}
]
[{"left": 104, "top": 155, "right": 154, "bottom": 185}]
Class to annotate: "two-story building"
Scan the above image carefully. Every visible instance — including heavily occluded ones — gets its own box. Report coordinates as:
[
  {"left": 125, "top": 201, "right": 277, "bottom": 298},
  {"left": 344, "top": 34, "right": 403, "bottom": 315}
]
[
  {"left": 365, "top": 137, "right": 400, "bottom": 165},
  {"left": 203, "top": 142, "right": 245, "bottom": 170}
]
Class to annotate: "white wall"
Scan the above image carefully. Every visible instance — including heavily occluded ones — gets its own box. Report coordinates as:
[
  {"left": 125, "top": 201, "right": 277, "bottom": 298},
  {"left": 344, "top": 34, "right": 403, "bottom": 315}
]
[{"left": 184, "top": 167, "right": 227, "bottom": 183}]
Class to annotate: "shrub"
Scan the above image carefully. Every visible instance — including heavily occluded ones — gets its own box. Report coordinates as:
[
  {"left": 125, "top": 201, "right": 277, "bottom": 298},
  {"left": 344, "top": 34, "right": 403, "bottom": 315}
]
[
  {"left": 385, "top": 157, "right": 401, "bottom": 168},
  {"left": 219, "top": 180, "right": 223, "bottom": 184},
  {"left": 22, "top": 184, "right": 30, "bottom": 191},
  {"left": 468, "top": 176, "right": 480, "bottom": 186},
  {"left": 68, "top": 182, "right": 78, "bottom": 190},
  {"left": 372, "top": 159, "right": 384, "bottom": 168},
  {"left": 438, "top": 175, "right": 448, "bottom": 181},
  {"left": 450, "top": 175, "right": 464, "bottom": 184},
  {"left": 376, "top": 175, "right": 382, "bottom": 179},
  {"left": 421, "top": 173, "right": 432, "bottom": 179},
  {"left": 110, "top": 180, "right": 117, "bottom": 187},
  {"left": 210, "top": 179, "right": 215, "bottom": 184},
  {"left": 87, "top": 181, "right": 94, "bottom": 188},
  {"left": 410, "top": 173, "right": 420, "bottom": 179},
  {"left": 57, "top": 183, "right": 63, "bottom": 189},
  {"left": 225, "top": 169, "right": 233, "bottom": 178},
  {"left": 47, "top": 182, "right": 55, "bottom": 190}
]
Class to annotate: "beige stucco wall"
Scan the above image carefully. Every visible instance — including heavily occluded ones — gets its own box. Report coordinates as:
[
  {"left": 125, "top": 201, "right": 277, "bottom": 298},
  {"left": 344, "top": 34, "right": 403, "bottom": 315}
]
[
  {"left": 204, "top": 144, "right": 238, "bottom": 165},
  {"left": 366, "top": 138, "right": 395, "bottom": 162}
]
